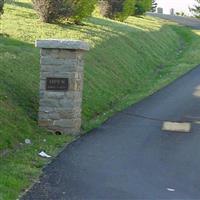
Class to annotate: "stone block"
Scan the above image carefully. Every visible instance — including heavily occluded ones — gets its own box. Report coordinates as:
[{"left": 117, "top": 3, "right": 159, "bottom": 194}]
[
  {"left": 36, "top": 39, "right": 90, "bottom": 51},
  {"left": 69, "top": 79, "right": 83, "bottom": 91},
  {"left": 53, "top": 118, "right": 81, "bottom": 128},
  {"left": 38, "top": 119, "right": 53, "bottom": 127},
  {"left": 41, "top": 49, "right": 78, "bottom": 59},
  {"left": 59, "top": 110, "right": 81, "bottom": 119},
  {"left": 40, "top": 57, "right": 77, "bottom": 66}
]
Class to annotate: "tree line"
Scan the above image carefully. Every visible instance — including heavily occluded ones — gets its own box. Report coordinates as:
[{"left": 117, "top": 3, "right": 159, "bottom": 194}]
[
  {"left": 0, "top": 0, "right": 153, "bottom": 23},
  {"left": 0, "top": 0, "right": 199, "bottom": 22},
  {"left": 32, "top": 0, "right": 154, "bottom": 24}
]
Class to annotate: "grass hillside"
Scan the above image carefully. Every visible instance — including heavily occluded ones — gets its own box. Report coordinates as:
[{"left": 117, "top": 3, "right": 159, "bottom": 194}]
[{"left": 1, "top": 0, "right": 200, "bottom": 199}]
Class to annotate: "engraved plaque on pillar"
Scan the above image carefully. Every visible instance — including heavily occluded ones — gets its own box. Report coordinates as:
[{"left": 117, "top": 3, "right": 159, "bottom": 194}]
[{"left": 46, "top": 78, "right": 69, "bottom": 91}]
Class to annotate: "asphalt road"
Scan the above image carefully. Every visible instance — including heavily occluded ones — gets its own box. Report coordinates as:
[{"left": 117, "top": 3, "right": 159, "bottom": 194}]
[
  {"left": 147, "top": 13, "right": 200, "bottom": 29},
  {"left": 22, "top": 65, "right": 200, "bottom": 200}
]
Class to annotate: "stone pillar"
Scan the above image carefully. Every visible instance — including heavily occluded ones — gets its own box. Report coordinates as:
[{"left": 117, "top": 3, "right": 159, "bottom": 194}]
[
  {"left": 35, "top": 39, "right": 89, "bottom": 135},
  {"left": 157, "top": 7, "right": 163, "bottom": 14},
  {"left": 170, "top": 8, "right": 175, "bottom": 15}
]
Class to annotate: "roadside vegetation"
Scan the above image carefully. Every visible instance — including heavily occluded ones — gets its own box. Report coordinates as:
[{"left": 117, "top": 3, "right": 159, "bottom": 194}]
[
  {"left": 0, "top": 0, "right": 4, "bottom": 15},
  {"left": 32, "top": 0, "right": 153, "bottom": 23},
  {"left": 0, "top": 0, "right": 200, "bottom": 199},
  {"left": 190, "top": 0, "right": 200, "bottom": 19}
]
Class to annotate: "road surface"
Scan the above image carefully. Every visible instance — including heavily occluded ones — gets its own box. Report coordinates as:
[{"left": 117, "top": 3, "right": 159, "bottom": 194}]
[
  {"left": 147, "top": 13, "right": 200, "bottom": 29},
  {"left": 22, "top": 65, "right": 200, "bottom": 199}
]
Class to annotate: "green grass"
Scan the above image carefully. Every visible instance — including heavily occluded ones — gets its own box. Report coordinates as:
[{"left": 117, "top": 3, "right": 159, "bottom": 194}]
[{"left": 0, "top": 0, "right": 200, "bottom": 199}]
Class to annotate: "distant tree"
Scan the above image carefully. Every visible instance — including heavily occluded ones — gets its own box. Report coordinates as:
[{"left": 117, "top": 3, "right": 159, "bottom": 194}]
[
  {"left": 0, "top": 0, "right": 4, "bottom": 16},
  {"left": 176, "top": 11, "right": 186, "bottom": 16},
  {"left": 151, "top": 0, "right": 157, "bottom": 12},
  {"left": 118, "top": 0, "right": 136, "bottom": 21},
  {"left": 180, "top": 11, "right": 186, "bottom": 16},
  {"left": 99, "top": 0, "right": 154, "bottom": 20},
  {"left": 98, "top": 0, "right": 110, "bottom": 17},
  {"left": 99, "top": 0, "right": 136, "bottom": 21},
  {"left": 135, "top": 0, "right": 145, "bottom": 15},
  {"left": 135, "top": 0, "right": 152, "bottom": 15},
  {"left": 189, "top": 0, "right": 200, "bottom": 18},
  {"left": 68, "top": 0, "right": 97, "bottom": 24},
  {"left": 32, "top": 0, "right": 63, "bottom": 23},
  {"left": 32, "top": 0, "right": 97, "bottom": 23}
]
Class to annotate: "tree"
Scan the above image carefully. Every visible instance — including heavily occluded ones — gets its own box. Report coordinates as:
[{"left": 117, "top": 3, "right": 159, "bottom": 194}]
[
  {"left": 69, "top": 0, "right": 97, "bottom": 24},
  {"left": 151, "top": 0, "right": 157, "bottom": 12},
  {"left": 180, "top": 11, "right": 186, "bottom": 16},
  {"left": 32, "top": 0, "right": 63, "bottom": 23},
  {"left": 117, "top": 0, "right": 136, "bottom": 21},
  {"left": 0, "top": 0, "right": 4, "bottom": 16},
  {"left": 189, "top": 0, "right": 200, "bottom": 18},
  {"left": 32, "top": 0, "right": 97, "bottom": 23},
  {"left": 99, "top": 0, "right": 136, "bottom": 21},
  {"left": 135, "top": 0, "right": 152, "bottom": 15},
  {"left": 98, "top": 0, "right": 110, "bottom": 17}
]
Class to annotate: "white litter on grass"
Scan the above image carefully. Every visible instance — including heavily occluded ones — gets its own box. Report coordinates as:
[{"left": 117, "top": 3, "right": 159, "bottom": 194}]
[
  {"left": 167, "top": 188, "right": 175, "bottom": 192},
  {"left": 38, "top": 151, "right": 51, "bottom": 158},
  {"left": 25, "top": 139, "right": 31, "bottom": 145}
]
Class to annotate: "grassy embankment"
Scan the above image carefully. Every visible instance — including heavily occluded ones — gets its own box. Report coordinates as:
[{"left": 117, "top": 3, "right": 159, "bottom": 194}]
[{"left": 0, "top": 0, "right": 200, "bottom": 199}]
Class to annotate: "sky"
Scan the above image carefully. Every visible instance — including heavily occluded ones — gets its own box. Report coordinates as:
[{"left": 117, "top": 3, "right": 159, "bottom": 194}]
[{"left": 156, "top": 0, "right": 196, "bottom": 15}]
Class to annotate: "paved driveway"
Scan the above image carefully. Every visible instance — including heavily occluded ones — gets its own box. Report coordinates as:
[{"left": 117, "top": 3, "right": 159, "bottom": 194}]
[{"left": 22, "top": 65, "right": 200, "bottom": 200}]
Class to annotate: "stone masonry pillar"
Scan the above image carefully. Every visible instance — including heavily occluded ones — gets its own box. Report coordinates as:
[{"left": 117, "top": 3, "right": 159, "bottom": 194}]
[{"left": 35, "top": 39, "right": 89, "bottom": 135}]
